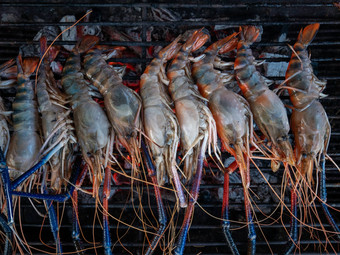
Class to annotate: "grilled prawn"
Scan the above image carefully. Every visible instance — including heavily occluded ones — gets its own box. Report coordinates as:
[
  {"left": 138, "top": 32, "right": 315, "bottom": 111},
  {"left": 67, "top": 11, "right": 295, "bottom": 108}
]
[
  {"left": 192, "top": 33, "right": 256, "bottom": 255},
  {"left": 140, "top": 37, "right": 187, "bottom": 254},
  {"left": 235, "top": 26, "right": 294, "bottom": 170},
  {"left": 37, "top": 37, "right": 76, "bottom": 191},
  {"left": 83, "top": 41, "right": 142, "bottom": 172},
  {"left": 167, "top": 29, "right": 218, "bottom": 182},
  {"left": 284, "top": 23, "right": 340, "bottom": 253},
  {"left": 61, "top": 35, "right": 110, "bottom": 196},
  {"left": 6, "top": 56, "right": 41, "bottom": 179},
  {"left": 167, "top": 29, "right": 219, "bottom": 255},
  {"left": 286, "top": 23, "right": 329, "bottom": 182},
  {"left": 140, "top": 36, "right": 186, "bottom": 208}
]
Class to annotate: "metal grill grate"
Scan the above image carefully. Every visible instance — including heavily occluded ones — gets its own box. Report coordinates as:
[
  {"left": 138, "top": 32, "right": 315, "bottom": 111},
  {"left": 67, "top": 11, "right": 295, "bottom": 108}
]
[{"left": 0, "top": 1, "right": 340, "bottom": 254}]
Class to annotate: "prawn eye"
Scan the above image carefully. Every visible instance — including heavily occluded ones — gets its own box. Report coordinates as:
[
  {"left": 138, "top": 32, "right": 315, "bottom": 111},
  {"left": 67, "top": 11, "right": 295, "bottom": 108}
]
[{"left": 302, "top": 153, "right": 307, "bottom": 158}]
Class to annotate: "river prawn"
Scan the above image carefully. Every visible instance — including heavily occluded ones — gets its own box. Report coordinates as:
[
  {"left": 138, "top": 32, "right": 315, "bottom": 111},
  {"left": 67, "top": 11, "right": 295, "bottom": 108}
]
[
  {"left": 6, "top": 55, "right": 41, "bottom": 179},
  {"left": 286, "top": 23, "right": 329, "bottom": 184},
  {"left": 140, "top": 36, "right": 187, "bottom": 209},
  {"left": 83, "top": 39, "right": 142, "bottom": 174},
  {"left": 192, "top": 32, "right": 257, "bottom": 255},
  {"left": 167, "top": 29, "right": 219, "bottom": 183},
  {"left": 61, "top": 35, "right": 110, "bottom": 197},
  {"left": 283, "top": 23, "right": 340, "bottom": 254},
  {"left": 0, "top": 53, "right": 76, "bottom": 255},
  {"left": 167, "top": 29, "right": 220, "bottom": 255},
  {"left": 37, "top": 36, "right": 77, "bottom": 192},
  {"left": 234, "top": 26, "right": 295, "bottom": 171}
]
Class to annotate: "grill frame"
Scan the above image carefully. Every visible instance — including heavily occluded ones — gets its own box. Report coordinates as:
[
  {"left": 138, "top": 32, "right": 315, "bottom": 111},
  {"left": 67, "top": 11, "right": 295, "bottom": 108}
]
[{"left": 0, "top": 1, "right": 340, "bottom": 254}]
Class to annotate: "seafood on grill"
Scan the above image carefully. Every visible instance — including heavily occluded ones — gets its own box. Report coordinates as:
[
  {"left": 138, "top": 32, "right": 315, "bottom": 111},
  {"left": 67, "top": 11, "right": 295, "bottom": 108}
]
[
  {"left": 283, "top": 23, "right": 340, "bottom": 253},
  {"left": 192, "top": 32, "right": 256, "bottom": 255},
  {"left": 234, "top": 26, "right": 295, "bottom": 170},
  {"left": 286, "top": 23, "right": 329, "bottom": 183},
  {"left": 83, "top": 39, "right": 142, "bottom": 173},
  {"left": 140, "top": 36, "right": 187, "bottom": 208},
  {"left": 6, "top": 55, "right": 41, "bottom": 178},
  {"left": 167, "top": 29, "right": 219, "bottom": 183},
  {"left": 61, "top": 35, "right": 110, "bottom": 197},
  {"left": 83, "top": 38, "right": 146, "bottom": 255},
  {"left": 166, "top": 29, "right": 220, "bottom": 255},
  {"left": 1, "top": 13, "right": 340, "bottom": 255},
  {"left": 37, "top": 36, "right": 77, "bottom": 192},
  {"left": 140, "top": 37, "right": 191, "bottom": 254}
]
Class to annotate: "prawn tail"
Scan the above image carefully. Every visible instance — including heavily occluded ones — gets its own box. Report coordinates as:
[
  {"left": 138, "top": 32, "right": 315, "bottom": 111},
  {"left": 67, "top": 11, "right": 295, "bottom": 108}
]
[
  {"left": 297, "top": 23, "right": 320, "bottom": 48},
  {"left": 158, "top": 35, "right": 182, "bottom": 61},
  {"left": 240, "top": 26, "right": 260, "bottom": 45},
  {"left": 183, "top": 28, "right": 210, "bottom": 53},
  {"left": 208, "top": 32, "right": 239, "bottom": 54},
  {"left": 76, "top": 35, "right": 100, "bottom": 54},
  {"left": 0, "top": 59, "right": 17, "bottom": 78},
  {"left": 92, "top": 45, "right": 126, "bottom": 59},
  {"left": 0, "top": 59, "right": 17, "bottom": 88},
  {"left": 39, "top": 36, "right": 60, "bottom": 63},
  {"left": 17, "top": 54, "right": 39, "bottom": 77}
]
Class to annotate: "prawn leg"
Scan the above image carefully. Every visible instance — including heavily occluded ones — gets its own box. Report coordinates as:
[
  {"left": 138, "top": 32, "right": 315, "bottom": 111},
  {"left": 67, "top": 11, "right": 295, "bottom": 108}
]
[
  {"left": 0, "top": 147, "right": 14, "bottom": 225},
  {"left": 72, "top": 164, "right": 88, "bottom": 255},
  {"left": 320, "top": 154, "right": 340, "bottom": 240},
  {"left": 11, "top": 142, "right": 65, "bottom": 190},
  {"left": 0, "top": 148, "right": 83, "bottom": 253},
  {"left": 243, "top": 155, "right": 256, "bottom": 255},
  {"left": 221, "top": 145, "right": 259, "bottom": 255},
  {"left": 280, "top": 185, "right": 298, "bottom": 255},
  {"left": 222, "top": 170, "right": 240, "bottom": 255},
  {"left": 0, "top": 213, "right": 12, "bottom": 255},
  {"left": 174, "top": 135, "right": 208, "bottom": 255},
  {"left": 103, "top": 166, "right": 112, "bottom": 255},
  {"left": 42, "top": 182, "right": 63, "bottom": 255},
  {"left": 141, "top": 140, "right": 167, "bottom": 255},
  {"left": 287, "top": 24, "right": 338, "bottom": 250},
  {"left": 12, "top": 156, "right": 83, "bottom": 203}
]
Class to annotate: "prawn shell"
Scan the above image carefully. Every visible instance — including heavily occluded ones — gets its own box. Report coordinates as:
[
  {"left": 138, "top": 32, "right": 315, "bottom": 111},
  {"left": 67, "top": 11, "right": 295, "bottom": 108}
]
[
  {"left": 291, "top": 100, "right": 330, "bottom": 163},
  {"left": 209, "top": 87, "right": 248, "bottom": 146},
  {"left": 7, "top": 131, "right": 41, "bottom": 175},
  {"left": 7, "top": 57, "right": 41, "bottom": 175},
  {"left": 104, "top": 84, "right": 140, "bottom": 141},
  {"left": 73, "top": 100, "right": 109, "bottom": 154}
]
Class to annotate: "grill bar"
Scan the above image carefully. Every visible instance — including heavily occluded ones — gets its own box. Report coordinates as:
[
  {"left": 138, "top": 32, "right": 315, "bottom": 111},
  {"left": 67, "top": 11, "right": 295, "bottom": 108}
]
[
  {"left": 3, "top": 20, "right": 340, "bottom": 27},
  {"left": 0, "top": 2, "right": 338, "bottom": 8}
]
